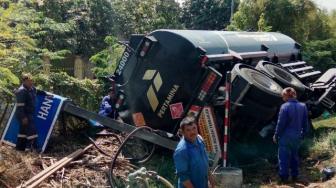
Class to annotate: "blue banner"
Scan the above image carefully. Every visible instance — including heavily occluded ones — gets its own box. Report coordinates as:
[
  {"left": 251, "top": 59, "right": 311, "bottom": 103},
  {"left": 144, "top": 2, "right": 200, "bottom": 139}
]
[{"left": 1, "top": 92, "right": 66, "bottom": 152}]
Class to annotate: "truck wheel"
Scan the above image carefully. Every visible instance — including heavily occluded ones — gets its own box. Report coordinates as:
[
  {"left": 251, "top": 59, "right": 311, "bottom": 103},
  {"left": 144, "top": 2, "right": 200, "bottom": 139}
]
[
  {"left": 231, "top": 64, "right": 283, "bottom": 107},
  {"left": 256, "top": 61, "right": 306, "bottom": 96},
  {"left": 308, "top": 104, "right": 325, "bottom": 119},
  {"left": 237, "top": 98, "right": 277, "bottom": 123},
  {"left": 121, "top": 138, "right": 155, "bottom": 164}
]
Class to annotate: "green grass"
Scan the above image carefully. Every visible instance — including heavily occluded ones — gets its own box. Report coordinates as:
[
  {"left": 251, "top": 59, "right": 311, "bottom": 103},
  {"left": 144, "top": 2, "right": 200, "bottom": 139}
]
[
  {"left": 144, "top": 150, "right": 177, "bottom": 188},
  {"left": 307, "top": 114, "right": 336, "bottom": 159},
  {"left": 313, "top": 115, "right": 336, "bottom": 129}
]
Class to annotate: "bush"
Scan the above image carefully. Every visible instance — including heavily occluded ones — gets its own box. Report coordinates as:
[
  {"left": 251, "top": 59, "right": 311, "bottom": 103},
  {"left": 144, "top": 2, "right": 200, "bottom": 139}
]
[{"left": 34, "top": 72, "right": 103, "bottom": 111}]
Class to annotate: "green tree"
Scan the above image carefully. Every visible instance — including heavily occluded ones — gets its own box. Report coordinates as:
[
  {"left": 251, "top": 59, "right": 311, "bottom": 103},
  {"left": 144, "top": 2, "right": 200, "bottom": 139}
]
[
  {"left": 303, "top": 38, "right": 336, "bottom": 72},
  {"left": 181, "top": 0, "right": 238, "bottom": 30},
  {"left": 89, "top": 0, "right": 183, "bottom": 78},
  {"left": 111, "top": 0, "right": 182, "bottom": 39},
  {"left": 229, "top": 0, "right": 332, "bottom": 43},
  {"left": 329, "top": 10, "right": 336, "bottom": 37},
  {"left": 227, "top": 0, "right": 261, "bottom": 31},
  {"left": 37, "top": 0, "right": 115, "bottom": 56},
  {"left": 257, "top": 12, "right": 272, "bottom": 31},
  {"left": 89, "top": 36, "right": 124, "bottom": 78},
  {"left": 0, "top": 0, "right": 71, "bottom": 73},
  {"left": 0, "top": 67, "right": 19, "bottom": 101},
  {"left": 0, "top": 1, "right": 39, "bottom": 73}
]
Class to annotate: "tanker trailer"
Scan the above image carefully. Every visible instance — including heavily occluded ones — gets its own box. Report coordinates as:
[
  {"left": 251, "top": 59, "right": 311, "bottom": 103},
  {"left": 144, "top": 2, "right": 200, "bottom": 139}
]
[{"left": 112, "top": 30, "right": 336, "bottom": 161}]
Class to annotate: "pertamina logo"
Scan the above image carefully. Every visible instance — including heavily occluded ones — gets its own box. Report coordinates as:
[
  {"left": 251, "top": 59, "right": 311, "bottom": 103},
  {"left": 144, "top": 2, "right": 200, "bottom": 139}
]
[
  {"left": 142, "top": 70, "right": 163, "bottom": 112},
  {"left": 142, "top": 70, "right": 180, "bottom": 118}
]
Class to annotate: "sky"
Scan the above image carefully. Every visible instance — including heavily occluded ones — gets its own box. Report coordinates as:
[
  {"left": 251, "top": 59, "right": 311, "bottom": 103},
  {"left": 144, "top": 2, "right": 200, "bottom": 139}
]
[
  {"left": 176, "top": 0, "right": 336, "bottom": 12},
  {"left": 313, "top": 0, "right": 336, "bottom": 12}
]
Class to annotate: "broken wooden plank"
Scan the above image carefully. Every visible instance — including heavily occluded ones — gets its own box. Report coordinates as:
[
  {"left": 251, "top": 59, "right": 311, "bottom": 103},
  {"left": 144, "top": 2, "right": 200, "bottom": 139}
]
[{"left": 19, "top": 144, "right": 93, "bottom": 188}]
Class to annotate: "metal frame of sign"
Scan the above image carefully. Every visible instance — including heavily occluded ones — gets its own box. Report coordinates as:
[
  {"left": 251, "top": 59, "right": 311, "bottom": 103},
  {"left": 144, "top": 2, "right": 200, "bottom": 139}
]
[{"left": 1, "top": 104, "right": 18, "bottom": 147}]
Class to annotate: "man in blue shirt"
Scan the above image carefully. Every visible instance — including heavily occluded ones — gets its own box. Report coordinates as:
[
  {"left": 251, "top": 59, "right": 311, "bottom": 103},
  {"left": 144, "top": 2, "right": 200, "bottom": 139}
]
[
  {"left": 174, "top": 115, "right": 215, "bottom": 188},
  {"left": 273, "top": 87, "right": 308, "bottom": 183},
  {"left": 99, "top": 87, "right": 119, "bottom": 120}
]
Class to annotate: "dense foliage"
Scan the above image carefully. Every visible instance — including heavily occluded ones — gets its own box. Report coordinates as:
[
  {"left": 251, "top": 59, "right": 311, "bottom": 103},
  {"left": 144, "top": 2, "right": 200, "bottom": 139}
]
[
  {"left": 0, "top": 67, "right": 19, "bottom": 101},
  {"left": 0, "top": 1, "right": 40, "bottom": 73},
  {"left": 181, "top": 0, "right": 239, "bottom": 30},
  {"left": 228, "top": 0, "right": 332, "bottom": 43},
  {"left": 303, "top": 38, "right": 336, "bottom": 72},
  {"left": 89, "top": 36, "right": 124, "bottom": 78},
  {"left": 34, "top": 72, "right": 103, "bottom": 111},
  {"left": 0, "top": 0, "right": 335, "bottom": 106},
  {"left": 37, "top": 0, "right": 115, "bottom": 57},
  {"left": 112, "top": 0, "right": 182, "bottom": 39}
]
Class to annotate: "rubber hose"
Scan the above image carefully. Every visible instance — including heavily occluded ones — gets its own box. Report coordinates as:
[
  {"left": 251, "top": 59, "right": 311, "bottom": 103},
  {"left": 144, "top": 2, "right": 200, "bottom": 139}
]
[
  {"left": 157, "top": 175, "right": 174, "bottom": 188},
  {"left": 108, "top": 126, "right": 154, "bottom": 188}
]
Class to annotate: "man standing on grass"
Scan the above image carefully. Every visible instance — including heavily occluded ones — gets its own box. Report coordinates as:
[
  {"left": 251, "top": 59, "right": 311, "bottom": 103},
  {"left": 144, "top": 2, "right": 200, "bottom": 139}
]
[
  {"left": 174, "top": 115, "right": 215, "bottom": 188},
  {"left": 273, "top": 87, "right": 308, "bottom": 183}
]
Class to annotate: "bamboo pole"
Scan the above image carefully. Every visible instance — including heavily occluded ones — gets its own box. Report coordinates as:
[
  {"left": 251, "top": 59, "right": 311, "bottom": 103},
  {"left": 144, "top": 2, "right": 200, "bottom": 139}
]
[
  {"left": 19, "top": 144, "right": 93, "bottom": 188},
  {"left": 18, "top": 150, "right": 81, "bottom": 187}
]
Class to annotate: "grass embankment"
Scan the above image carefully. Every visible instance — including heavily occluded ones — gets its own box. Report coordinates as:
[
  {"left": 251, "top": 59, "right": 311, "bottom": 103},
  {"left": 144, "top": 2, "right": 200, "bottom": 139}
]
[
  {"left": 250, "top": 115, "right": 336, "bottom": 187},
  {"left": 309, "top": 115, "right": 336, "bottom": 159}
]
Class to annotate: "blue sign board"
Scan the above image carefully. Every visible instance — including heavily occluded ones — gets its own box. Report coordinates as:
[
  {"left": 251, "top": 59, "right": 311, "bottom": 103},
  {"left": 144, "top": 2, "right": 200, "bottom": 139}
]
[{"left": 1, "top": 92, "right": 66, "bottom": 152}]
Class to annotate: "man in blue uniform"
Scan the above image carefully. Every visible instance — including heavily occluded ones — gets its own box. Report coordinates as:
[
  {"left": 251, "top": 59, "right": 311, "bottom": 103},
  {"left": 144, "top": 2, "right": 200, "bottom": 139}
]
[
  {"left": 15, "top": 73, "right": 38, "bottom": 151},
  {"left": 174, "top": 115, "right": 215, "bottom": 188},
  {"left": 99, "top": 86, "right": 119, "bottom": 120},
  {"left": 273, "top": 87, "right": 308, "bottom": 182}
]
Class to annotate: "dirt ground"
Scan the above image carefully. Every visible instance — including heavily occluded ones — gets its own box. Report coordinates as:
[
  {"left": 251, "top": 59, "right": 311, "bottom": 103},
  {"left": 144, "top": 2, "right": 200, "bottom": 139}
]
[
  {"left": 0, "top": 117, "right": 336, "bottom": 188},
  {"left": 0, "top": 133, "right": 133, "bottom": 188},
  {"left": 1, "top": 140, "right": 336, "bottom": 188},
  {"left": 241, "top": 154, "right": 336, "bottom": 188}
]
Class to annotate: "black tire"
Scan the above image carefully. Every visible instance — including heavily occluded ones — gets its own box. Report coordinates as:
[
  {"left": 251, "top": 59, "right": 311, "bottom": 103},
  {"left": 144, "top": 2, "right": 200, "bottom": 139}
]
[
  {"left": 231, "top": 64, "right": 283, "bottom": 107},
  {"left": 237, "top": 97, "right": 277, "bottom": 123},
  {"left": 256, "top": 61, "right": 306, "bottom": 97},
  {"left": 121, "top": 138, "right": 155, "bottom": 164},
  {"left": 308, "top": 103, "right": 325, "bottom": 119}
]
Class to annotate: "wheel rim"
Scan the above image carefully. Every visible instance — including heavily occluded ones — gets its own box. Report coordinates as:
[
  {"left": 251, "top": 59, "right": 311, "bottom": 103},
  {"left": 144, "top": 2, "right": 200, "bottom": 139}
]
[
  {"left": 264, "top": 64, "right": 303, "bottom": 88},
  {"left": 241, "top": 68, "right": 282, "bottom": 96}
]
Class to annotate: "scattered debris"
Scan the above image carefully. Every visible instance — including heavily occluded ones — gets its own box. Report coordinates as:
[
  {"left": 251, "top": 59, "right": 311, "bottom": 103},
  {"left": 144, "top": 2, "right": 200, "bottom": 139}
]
[
  {"left": 0, "top": 154, "right": 5, "bottom": 174},
  {"left": 0, "top": 133, "right": 134, "bottom": 187},
  {"left": 22, "top": 144, "right": 94, "bottom": 188}
]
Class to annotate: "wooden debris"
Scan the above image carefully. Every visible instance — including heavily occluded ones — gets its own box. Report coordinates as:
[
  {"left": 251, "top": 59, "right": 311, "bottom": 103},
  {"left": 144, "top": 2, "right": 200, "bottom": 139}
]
[
  {"left": 20, "top": 144, "right": 93, "bottom": 188},
  {"left": 60, "top": 167, "right": 65, "bottom": 186},
  {"left": 1, "top": 133, "right": 133, "bottom": 187},
  {"left": 41, "top": 160, "right": 47, "bottom": 170},
  {"left": 0, "top": 179, "right": 11, "bottom": 188}
]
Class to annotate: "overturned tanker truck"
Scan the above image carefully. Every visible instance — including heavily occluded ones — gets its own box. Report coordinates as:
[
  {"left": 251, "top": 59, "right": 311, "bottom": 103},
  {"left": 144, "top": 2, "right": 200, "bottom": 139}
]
[{"left": 112, "top": 30, "right": 336, "bottom": 162}]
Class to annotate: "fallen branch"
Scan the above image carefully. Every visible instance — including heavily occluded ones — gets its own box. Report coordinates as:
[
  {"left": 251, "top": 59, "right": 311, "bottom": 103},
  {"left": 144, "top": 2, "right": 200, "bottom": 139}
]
[
  {"left": 18, "top": 144, "right": 93, "bottom": 188},
  {"left": 0, "top": 178, "right": 11, "bottom": 188},
  {"left": 60, "top": 167, "right": 65, "bottom": 187},
  {"left": 41, "top": 160, "right": 47, "bottom": 170}
]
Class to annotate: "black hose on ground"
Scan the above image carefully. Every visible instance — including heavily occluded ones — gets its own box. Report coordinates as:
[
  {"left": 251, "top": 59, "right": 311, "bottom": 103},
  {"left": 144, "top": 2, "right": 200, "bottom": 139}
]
[{"left": 107, "top": 126, "right": 155, "bottom": 188}]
